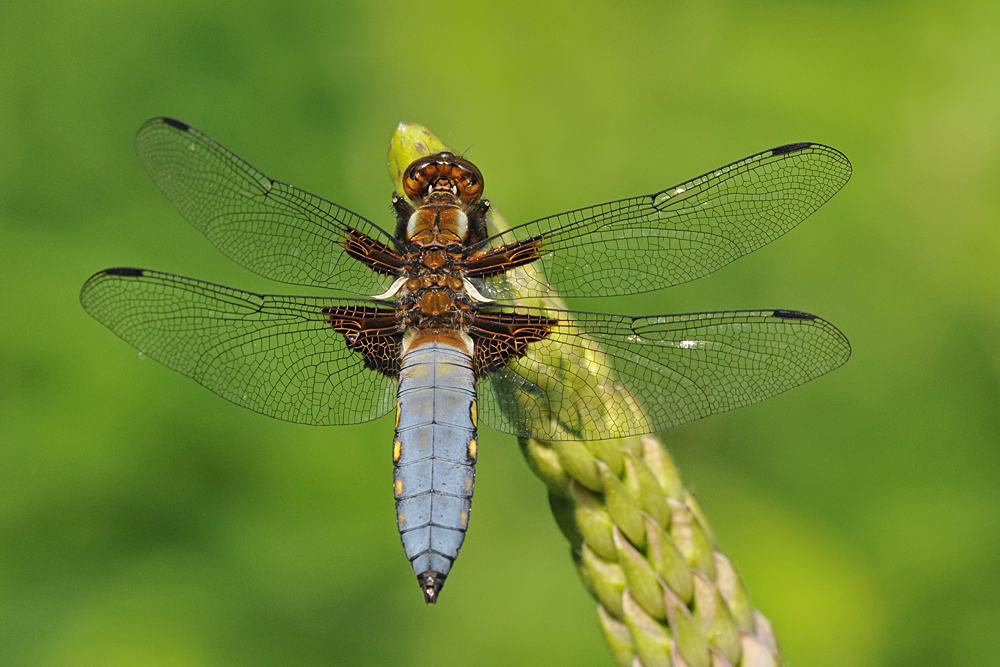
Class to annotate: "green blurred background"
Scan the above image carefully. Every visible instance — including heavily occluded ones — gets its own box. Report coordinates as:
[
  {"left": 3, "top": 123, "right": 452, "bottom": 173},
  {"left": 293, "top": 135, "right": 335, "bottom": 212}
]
[{"left": 2, "top": 1, "right": 998, "bottom": 665}]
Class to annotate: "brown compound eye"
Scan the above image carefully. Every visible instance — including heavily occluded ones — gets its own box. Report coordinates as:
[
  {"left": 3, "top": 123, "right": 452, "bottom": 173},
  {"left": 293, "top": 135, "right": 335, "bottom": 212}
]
[
  {"left": 454, "top": 164, "right": 483, "bottom": 203},
  {"left": 402, "top": 153, "right": 484, "bottom": 203},
  {"left": 403, "top": 161, "right": 431, "bottom": 199},
  {"left": 441, "top": 157, "right": 482, "bottom": 203}
]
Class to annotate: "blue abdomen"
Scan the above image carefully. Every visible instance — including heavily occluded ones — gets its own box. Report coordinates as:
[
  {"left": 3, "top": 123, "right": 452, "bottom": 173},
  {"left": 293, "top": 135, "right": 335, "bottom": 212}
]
[{"left": 393, "top": 334, "right": 478, "bottom": 603}]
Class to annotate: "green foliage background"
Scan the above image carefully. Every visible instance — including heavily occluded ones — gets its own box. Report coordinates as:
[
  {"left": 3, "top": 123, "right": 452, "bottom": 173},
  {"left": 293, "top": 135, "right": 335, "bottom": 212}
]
[{"left": 2, "top": 1, "right": 998, "bottom": 665}]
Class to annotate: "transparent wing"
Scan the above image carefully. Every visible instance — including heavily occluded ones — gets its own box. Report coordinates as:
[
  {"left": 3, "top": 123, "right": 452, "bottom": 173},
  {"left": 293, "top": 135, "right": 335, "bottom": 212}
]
[
  {"left": 134, "top": 118, "right": 403, "bottom": 295},
  {"left": 476, "top": 143, "right": 851, "bottom": 300},
  {"left": 80, "top": 268, "right": 400, "bottom": 425},
  {"left": 477, "top": 307, "right": 850, "bottom": 440}
]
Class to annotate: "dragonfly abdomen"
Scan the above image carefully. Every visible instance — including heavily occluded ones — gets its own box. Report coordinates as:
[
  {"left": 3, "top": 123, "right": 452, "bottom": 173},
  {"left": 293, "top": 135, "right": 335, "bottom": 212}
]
[{"left": 393, "top": 332, "right": 478, "bottom": 604}]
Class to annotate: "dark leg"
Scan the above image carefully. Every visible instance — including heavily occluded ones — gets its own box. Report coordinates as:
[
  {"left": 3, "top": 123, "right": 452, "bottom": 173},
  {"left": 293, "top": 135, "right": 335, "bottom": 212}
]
[
  {"left": 392, "top": 194, "right": 415, "bottom": 240},
  {"left": 467, "top": 199, "right": 491, "bottom": 245}
]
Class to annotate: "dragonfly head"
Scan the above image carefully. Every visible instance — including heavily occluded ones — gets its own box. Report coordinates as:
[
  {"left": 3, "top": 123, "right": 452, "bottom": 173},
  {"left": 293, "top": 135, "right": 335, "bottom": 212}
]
[{"left": 403, "top": 152, "right": 483, "bottom": 205}]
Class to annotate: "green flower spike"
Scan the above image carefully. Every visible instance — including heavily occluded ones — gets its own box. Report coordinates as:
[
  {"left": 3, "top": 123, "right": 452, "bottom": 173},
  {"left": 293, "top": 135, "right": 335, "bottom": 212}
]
[{"left": 388, "top": 123, "right": 786, "bottom": 667}]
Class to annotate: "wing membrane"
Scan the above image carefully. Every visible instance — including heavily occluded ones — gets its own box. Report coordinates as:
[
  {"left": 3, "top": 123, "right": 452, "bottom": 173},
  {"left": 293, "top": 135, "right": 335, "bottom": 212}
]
[
  {"left": 476, "top": 143, "right": 851, "bottom": 300},
  {"left": 477, "top": 306, "right": 850, "bottom": 440},
  {"left": 134, "top": 118, "right": 402, "bottom": 295},
  {"left": 80, "top": 268, "right": 399, "bottom": 425}
]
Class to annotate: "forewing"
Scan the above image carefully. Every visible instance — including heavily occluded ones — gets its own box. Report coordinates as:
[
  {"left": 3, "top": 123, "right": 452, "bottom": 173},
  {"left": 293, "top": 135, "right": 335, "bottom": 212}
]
[
  {"left": 477, "top": 307, "right": 850, "bottom": 440},
  {"left": 134, "top": 118, "right": 403, "bottom": 295},
  {"left": 80, "top": 268, "right": 400, "bottom": 425},
  {"left": 473, "top": 143, "right": 851, "bottom": 300}
]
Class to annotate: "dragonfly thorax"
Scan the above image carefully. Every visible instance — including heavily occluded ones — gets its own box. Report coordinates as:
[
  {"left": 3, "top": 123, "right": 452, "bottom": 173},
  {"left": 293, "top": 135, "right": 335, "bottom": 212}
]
[
  {"left": 405, "top": 206, "right": 468, "bottom": 246},
  {"left": 397, "top": 246, "right": 472, "bottom": 328}
]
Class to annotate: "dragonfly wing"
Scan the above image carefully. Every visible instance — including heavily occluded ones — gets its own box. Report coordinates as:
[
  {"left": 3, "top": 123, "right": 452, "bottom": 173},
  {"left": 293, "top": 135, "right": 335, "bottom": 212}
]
[
  {"left": 476, "top": 306, "right": 850, "bottom": 440},
  {"left": 472, "top": 143, "right": 851, "bottom": 300},
  {"left": 134, "top": 118, "right": 404, "bottom": 295},
  {"left": 80, "top": 268, "right": 401, "bottom": 425}
]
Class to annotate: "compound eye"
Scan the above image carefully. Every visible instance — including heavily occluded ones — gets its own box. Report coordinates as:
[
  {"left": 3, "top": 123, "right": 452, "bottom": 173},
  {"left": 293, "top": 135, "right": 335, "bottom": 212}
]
[
  {"left": 402, "top": 165, "right": 427, "bottom": 198},
  {"left": 456, "top": 167, "right": 484, "bottom": 202}
]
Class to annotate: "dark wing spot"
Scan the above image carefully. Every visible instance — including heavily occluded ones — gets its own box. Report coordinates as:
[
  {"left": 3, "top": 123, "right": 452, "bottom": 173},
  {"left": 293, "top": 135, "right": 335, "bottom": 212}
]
[
  {"left": 770, "top": 142, "right": 812, "bottom": 156},
  {"left": 469, "top": 310, "right": 556, "bottom": 377},
  {"left": 465, "top": 235, "right": 545, "bottom": 278},
  {"left": 323, "top": 305, "right": 402, "bottom": 377},
  {"left": 161, "top": 117, "right": 191, "bottom": 132},
  {"left": 104, "top": 267, "right": 145, "bottom": 277},
  {"left": 342, "top": 227, "right": 405, "bottom": 275},
  {"left": 771, "top": 309, "right": 816, "bottom": 321}
]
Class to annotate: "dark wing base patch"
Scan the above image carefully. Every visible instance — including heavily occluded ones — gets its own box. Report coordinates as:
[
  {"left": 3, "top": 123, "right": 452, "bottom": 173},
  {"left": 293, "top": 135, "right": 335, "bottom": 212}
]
[
  {"left": 469, "top": 310, "right": 557, "bottom": 376},
  {"left": 323, "top": 305, "right": 402, "bottom": 377},
  {"left": 465, "top": 235, "right": 544, "bottom": 278},
  {"left": 343, "top": 227, "right": 405, "bottom": 276}
]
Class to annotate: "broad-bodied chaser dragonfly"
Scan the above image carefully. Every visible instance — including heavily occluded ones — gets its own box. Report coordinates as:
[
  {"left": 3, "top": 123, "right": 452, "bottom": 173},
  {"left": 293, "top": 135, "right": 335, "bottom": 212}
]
[{"left": 81, "top": 119, "right": 851, "bottom": 603}]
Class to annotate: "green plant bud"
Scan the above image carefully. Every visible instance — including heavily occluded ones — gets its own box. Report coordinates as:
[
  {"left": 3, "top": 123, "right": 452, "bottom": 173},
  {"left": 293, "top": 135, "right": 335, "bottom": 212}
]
[
  {"left": 710, "top": 647, "right": 736, "bottom": 667},
  {"left": 597, "top": 605, "right": 637, "bottom": 667},
  {"left": 670, "top": 641, "right": 691, "bottom": 667},
  {"left": 668, "top": 499, "right": 717, "bottom": 578},
  {"left": 570, "top": 481, "right": 617, "bottom": 561},
  {"left": 579, "top": 543, "right": 627, "bottom": 619},
  {"left": 665, "top": 588, "right": 710, "bottom": 667},
  {"left": 600, "top": 461, "right": 647, "bottom": 547},
  {"left": 623, "top": 590, "right": 673, "bottom": 667},
  {"left": 548, "top": 491, "right": 583, "bottom": 550},
  {"left": 738, "top": 633, "right": 779, "bottom": 667},
  {"left": 585, "top": 436, "right": 624, "bottom": 476},
  {"left": 387, "top": 122, "right": 449, "bottom": 194},
  {"left": 683, "top": 490, "right": 716, "bottom": 546},
  {"left": 645, "top": 516, "right": 693, "bottom": 604},
  {"left": 553, "top": 438, "right": 603, "bottom": 491},
  {"left": 520, "top": 437, "right": 571, "bottom": 495},
  {"left": 622, "top": 450, "right": 672, "bottom": 528},
  {"left": 691, "top": 571, "right": 741, "bottom": 664},
  {"left": 614, "top": 526, "right": 667, "bottom": 621},
  {"left": 620, "top": 434, "right": 644, "bottom": 456},
  {"left": 713, "top": 553, "right": 753, "bottom": 631},
  {"left": 750, "top": 611, "right": 781, "bottom": 658},
  {"left": 641, "top": 436, "right": 684, "bottom": 500}
]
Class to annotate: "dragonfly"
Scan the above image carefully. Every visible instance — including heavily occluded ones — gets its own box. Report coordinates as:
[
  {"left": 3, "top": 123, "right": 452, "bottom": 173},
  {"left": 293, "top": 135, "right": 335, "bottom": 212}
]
[{"left": 81, "top": 118, "right": 852, "bottom": 603}]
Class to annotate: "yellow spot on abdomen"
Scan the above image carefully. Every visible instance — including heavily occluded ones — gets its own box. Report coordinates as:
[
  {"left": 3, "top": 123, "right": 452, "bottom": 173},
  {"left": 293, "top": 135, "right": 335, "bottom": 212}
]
[
  {"left": 470, "top": 400, "right": 478, "bottom": 427},
  {"left": 460, "top": 509, "right": 468, "bottom": 527},
  {"left": 468, "top": 438, "right": 478, "bottom": 461},
  {"left": 397, "top": 513, "right": 406, "bottom": 528},
  {"left": 393, "top": 439, "right": 402, "bottom": 463},
  {"left": 394, "top": 478, "right": 403, "bottom": 496},
  {"left": 464, "top": 475, "right": 473, "bottom": 493},
  {"left": 395, "top": 401, "right": 401, "bottom": 428}
]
